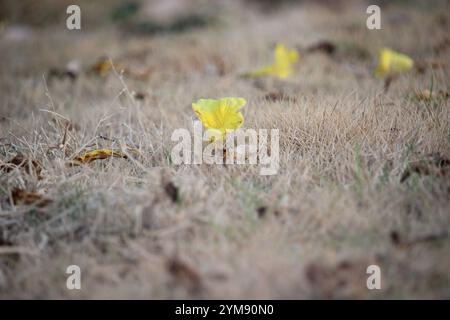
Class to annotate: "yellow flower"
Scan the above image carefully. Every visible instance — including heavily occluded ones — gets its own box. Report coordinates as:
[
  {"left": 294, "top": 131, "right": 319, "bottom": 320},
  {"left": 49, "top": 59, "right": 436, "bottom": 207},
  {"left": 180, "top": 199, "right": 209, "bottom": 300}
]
[
  {"left": 192, "top": 97, "right": 246, "bottom": 141},
  {"left": 375, "top": 48, "right": 414, "bottom": 78},
  {"left": 246, "top": 44, "right": 299, "bottom": 79}
]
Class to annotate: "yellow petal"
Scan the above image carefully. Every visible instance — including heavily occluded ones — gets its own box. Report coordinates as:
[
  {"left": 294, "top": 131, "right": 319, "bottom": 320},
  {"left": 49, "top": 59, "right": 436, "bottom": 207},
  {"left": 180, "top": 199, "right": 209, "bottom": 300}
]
[
  {"left": 192, "top": 97, "right": 246, "bottom": 141},
  {"left": 272, "top": 44, "right": 299, "bottom": 79},
  {"left": 244, "top": 44, "right": 299, "bottom": 79},
  {"left": 375, "top": 48, "right": 414, "bottom": 78},
  {"left": 244, "top": 66, "right": 274, "bottom": 78}
]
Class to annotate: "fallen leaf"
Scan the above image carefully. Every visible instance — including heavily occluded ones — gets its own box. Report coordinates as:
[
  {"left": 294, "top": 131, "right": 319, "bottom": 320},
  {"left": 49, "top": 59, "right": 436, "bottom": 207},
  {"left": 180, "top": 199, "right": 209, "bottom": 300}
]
[
  {"left": 415, "top": 59, "right": 448, "bottom": 74},
  {"left": 390, "top": 230, "right": 402, "bottom": 246},
  {"left": 390, "top": 230, "right": 449, "bottom": 249},
  {"left": 0, "top": 155, "right": 42, "bottom": 179},
  {"left": 306, "top": 40, "right": 336, "bottom": 56},
  {"left": 48, "top": 68, "right": 77, "bottom": 82},
  {"left": 122, "top": 66, "right": 153, "bottom": 81},
  {"left": 164, "top": 182, "right": 179, "bottom": 203},
  {"left": 0, "top": 236, "right": 13, "bottom": 247},
  {"left": 89, "top": 57, "right": 115, "bottom": 77},
  {"left": 88, "top": 55, "right": 153, "bottom": 81},
  {"left": 264, "top": 91, "right": 297, "bottom": 103},
  {"left": 400, "top": 152, "right": 450, "bottom": 182},
  {"left": 67, "top": 149, "right": 127, "bottom": 166},
  {"left": 413, "top": 89, "right": 449, "bottom": 101},
  {"left": 166, "top": 257, "right": 202, "bottom": 292},
  {"left": 48, "top": 60, "right": 80, "bottom": 83},
  {"left": 207, "top": 54, "right": 230, "bottom": 76},
  {"left": 256, "top": 206, "right": 267, "bottom": 218},
  {"left": 133, "top": 91, "right": 147, "bottom": 100},
  {"left": 433, "top": 37, "right": 450, "bottom": 54},
  {"left": 414, "top": 89, "right": 433, "bottom": 101},
  {"left": 305, "top": 258, "right": 377, "bottom": 298},
  {"left": 11, "top": 188, "right": 52, "bottom": 207}
]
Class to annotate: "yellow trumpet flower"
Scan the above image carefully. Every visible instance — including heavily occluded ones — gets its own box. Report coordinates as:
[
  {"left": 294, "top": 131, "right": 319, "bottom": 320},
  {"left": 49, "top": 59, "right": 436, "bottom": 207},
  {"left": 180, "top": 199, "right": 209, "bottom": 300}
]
[
  {"left": 375, "top": 48, "right": 414, "bottom": 78},
  {"left": 245, "top": 44, "right": 299, "bottom": 79},
  {"left": 192, "top": 97, "right": 246, "bottom": 141}
]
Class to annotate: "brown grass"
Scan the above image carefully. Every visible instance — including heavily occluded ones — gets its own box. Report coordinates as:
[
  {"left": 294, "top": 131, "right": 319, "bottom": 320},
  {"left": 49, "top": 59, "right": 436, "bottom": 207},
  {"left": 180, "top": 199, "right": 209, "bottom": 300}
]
[{"left": 0, "top": 0, "right": 449, "bottom": 299}]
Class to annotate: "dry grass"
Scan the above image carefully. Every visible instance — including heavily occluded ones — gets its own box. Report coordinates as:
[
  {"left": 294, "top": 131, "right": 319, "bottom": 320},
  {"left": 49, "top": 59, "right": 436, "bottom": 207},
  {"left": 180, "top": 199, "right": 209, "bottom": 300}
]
[{"left": 0, "top": 0, "right": 449, "bottom": 299}]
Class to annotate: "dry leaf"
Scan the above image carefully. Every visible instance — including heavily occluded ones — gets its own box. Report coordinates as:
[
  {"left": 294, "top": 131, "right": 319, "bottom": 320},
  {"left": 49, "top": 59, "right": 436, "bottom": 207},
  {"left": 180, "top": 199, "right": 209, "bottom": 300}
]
[
  {"left": 166, "top": 257, "right": 202, "bottom": 292},
  {"left": 264, "top": 91, "right": 297, "bottom": 103},
  {"left": 305, "top": 258, "right": 377, "bottom": 298},
  {"left": 414, "top": 89, "right": 433, "bottom": 101},
  {"left": 433, "top": 37, "right": 450, "bottom": 54},
  {"left": 88, "top": 56, "right": 154, "bottom": 81},
  {"left": 11, "top": 188, "right": 52, "bottom": 207},
  {"left": 414, "top": 89, "right": 449, "bottom": 101},
  {"left": 415, "top": 59, "right": 448, "bottom": 74},
  {"left": 0, "top": 155, "right": 42, "bottom": 179},
  {"left": 390, "top": 230, "right": 449, "bottom": 249},
  {"left": 400, "top": 152, "right": 450, "bottom": 182},
  {"left": 123, "top": 66, "right": 153, "bottom": 81},
  {"left": 164, "top": 182, "right": 179, "bottom": 203},
  {"left": 67, "top": 149, "right": 127, "bottom": 166},
  {"left": 89, "top": 57, "right": 115, "bottom": 77},
  {"left": 133, "top": 91, "right": 147, "bottom": 101},
  {"left": 48, "top": 68, "right": 78, "bottom": 82},
  {"left": 306, "top": 40, "right": 336, "bottom": 56},
  {"left": 256, "top": 206, "right": 267, "bottom": 218}
]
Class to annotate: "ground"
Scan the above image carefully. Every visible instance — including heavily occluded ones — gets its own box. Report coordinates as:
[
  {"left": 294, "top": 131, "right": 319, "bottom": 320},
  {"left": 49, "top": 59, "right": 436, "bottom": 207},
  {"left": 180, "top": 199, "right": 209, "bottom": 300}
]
[{"left": 0, "top": 0, "right": 449, "bottom": 299}]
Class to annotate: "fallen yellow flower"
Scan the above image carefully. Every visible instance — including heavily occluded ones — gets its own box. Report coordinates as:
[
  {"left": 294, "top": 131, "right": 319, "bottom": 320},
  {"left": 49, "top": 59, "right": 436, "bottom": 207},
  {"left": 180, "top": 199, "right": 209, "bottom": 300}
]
[
  {"left": 67, "top": 149, "right": 127, "bottom": 166},
  {"left": 245, "top": 44, "right": 299, "bottom": 79},
  {"left": 192, "top": 97, "right": 246, "bottom": 141},
  {"left": 375, "top": 48, "right": 414, "bottom": 78}
]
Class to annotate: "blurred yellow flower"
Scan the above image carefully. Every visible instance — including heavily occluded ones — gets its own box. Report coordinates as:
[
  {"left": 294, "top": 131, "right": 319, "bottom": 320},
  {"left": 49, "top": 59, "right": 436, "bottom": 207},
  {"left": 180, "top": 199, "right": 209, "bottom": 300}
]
[
  {"left": 192, "top": 97, "right": 246, "bottom": 141},
  {"left": 246, "top": 44, "right": 299, "bottom": 79},
  {"left": 375, "top": 48, "right": 414, "bottom": 78}
]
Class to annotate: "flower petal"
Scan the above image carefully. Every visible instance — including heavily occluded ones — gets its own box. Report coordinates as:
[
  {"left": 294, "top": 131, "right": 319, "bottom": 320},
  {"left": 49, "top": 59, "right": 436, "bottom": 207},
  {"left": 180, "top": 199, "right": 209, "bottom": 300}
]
[{"left": 192, "top": 97, "right": 246, "bottom": 140}]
